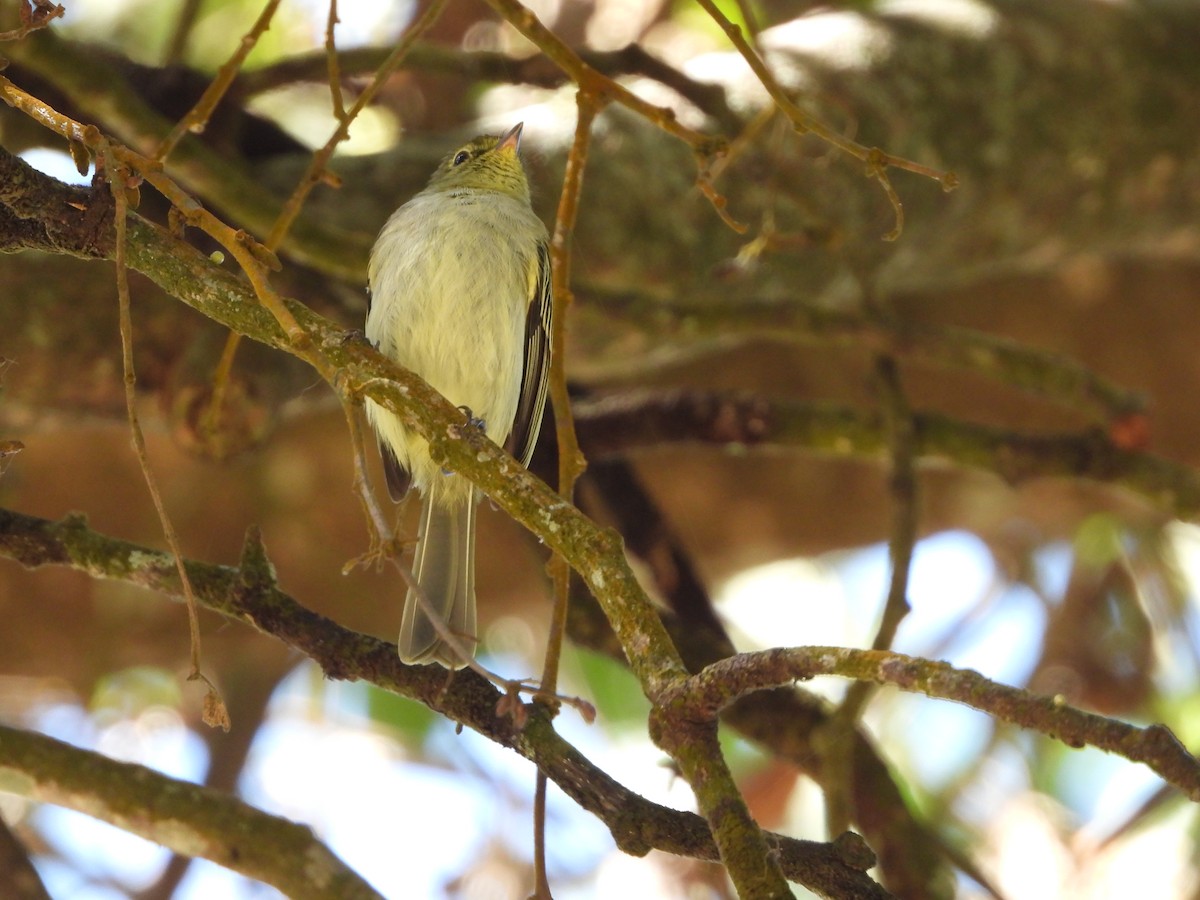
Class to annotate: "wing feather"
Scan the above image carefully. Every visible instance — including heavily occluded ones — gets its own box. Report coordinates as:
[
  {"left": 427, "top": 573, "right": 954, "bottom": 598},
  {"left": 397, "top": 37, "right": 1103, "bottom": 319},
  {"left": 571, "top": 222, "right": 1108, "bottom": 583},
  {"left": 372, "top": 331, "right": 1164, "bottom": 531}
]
[
  {"left": 379, "top": 440, "right": 412, "bottom": 502},
  {"left": 505, "top": 243, "right": 552, "bottom": 468}
]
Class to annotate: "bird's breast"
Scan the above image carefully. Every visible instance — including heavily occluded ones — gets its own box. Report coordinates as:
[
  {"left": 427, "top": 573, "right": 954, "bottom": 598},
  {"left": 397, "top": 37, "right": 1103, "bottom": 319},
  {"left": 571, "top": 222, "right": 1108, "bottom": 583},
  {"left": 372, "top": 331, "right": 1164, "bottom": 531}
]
[{"left": 366, "top": 192, "right": 542, "bottom": 444}]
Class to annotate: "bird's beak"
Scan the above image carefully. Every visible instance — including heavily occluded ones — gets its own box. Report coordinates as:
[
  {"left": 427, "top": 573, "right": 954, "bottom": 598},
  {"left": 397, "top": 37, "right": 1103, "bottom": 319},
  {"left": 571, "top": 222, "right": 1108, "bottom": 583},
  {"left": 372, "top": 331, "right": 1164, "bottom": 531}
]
[{"left": 497, "top": 122, "right": 524, "bottom": 153}]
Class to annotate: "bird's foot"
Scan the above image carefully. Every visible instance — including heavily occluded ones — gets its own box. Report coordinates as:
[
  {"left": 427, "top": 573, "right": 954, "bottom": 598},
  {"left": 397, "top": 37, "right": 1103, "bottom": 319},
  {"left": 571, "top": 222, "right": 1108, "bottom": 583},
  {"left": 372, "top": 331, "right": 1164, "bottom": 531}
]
[
  {"left": 440, "top": 406, "right": 488, "bottom": 476},
  {"left": 457, "top": 405, "right": 487, "bottom": 433}
]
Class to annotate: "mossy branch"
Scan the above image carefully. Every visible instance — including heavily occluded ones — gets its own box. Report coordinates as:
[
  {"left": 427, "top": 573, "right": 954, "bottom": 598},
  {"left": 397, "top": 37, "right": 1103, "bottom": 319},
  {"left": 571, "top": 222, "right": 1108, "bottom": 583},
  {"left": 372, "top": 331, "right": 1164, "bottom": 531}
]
[
  {"left": 580, "top": 289, "right": 1145, "bottom": 423},
  {"left": 660, "top": 646, "right": 1200, "bottom": 802},
  {"left": 0, "top": 145, "right": 801, "bottom": 897},
  {"left": 0, "top": 723, "right": 383, "bottom": 900},
  {"left": 570, "top": 391, "right": 1200, "bottom": 520},
  {"left": 0, "top": 509, "right": 888, "bottom": 898},
  {"left": 2, "top": 28, "right": 369, "bottom": 278}
]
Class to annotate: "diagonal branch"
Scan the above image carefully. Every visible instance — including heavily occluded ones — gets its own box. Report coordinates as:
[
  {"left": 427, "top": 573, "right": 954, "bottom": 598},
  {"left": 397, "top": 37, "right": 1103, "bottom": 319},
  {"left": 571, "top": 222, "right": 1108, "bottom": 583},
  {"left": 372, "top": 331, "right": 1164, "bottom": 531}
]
[
  {"left": 0, "top": 507, "right": 888, "bottom": 899},
  {"left": 0, "top": 723, "right": 383, "bottom": 900},
  {"left": 564, "top": 455, "right": 949, "bottom": 896},
  {"left": 2, "top": 28, "right": 369, "bottom": 278},
  {"left": 0, "top": 146, "right": 690, "bottom": 694}
]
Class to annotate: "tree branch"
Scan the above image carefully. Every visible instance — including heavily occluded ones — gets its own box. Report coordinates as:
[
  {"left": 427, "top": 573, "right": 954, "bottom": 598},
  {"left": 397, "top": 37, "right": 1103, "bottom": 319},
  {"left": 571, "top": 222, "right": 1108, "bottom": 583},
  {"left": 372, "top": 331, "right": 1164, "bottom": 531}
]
[
  {"left": 579, "top": 289, "right": 1145, "bottom": 423},
  {"left": 559, "top": 499, "right": 950, "bottom": 897},
  {"left": 0, "top": 723, "right": 383, "bottom": 899},
  {"left": 0, "top": 145, "right": 814, "bottom": 892},
  {"left": 0, "top": 814, "right": 50, "bottom": 900},
  {"left": 571, "top": 391, "right": 1200, "bottom": 520},
  {"left": 662, "top": 647, "right": 1200, "bottom": 802},
  {"left": 0, "top": 508, "right": 889, "bottom": 899},
  {"left": 237, "top": 42, "right": 743, "bottom": 133},
  {"left": 2, "top": 28, "right": 369, "bottom": 278}
]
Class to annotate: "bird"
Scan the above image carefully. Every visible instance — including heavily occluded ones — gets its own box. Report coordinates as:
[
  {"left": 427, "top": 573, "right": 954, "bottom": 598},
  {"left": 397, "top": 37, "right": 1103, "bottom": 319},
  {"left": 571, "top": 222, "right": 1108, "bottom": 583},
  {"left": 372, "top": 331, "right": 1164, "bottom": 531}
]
[{"left": 364, "top": 122, "right": 552, "bottom": 667}]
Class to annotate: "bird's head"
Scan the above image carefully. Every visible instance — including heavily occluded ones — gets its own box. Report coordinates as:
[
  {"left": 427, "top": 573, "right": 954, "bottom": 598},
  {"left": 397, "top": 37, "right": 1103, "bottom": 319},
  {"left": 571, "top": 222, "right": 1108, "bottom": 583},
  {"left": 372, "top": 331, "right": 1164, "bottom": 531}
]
[{"left": 425, "top": 122, "right": 531, "bottom": 201}]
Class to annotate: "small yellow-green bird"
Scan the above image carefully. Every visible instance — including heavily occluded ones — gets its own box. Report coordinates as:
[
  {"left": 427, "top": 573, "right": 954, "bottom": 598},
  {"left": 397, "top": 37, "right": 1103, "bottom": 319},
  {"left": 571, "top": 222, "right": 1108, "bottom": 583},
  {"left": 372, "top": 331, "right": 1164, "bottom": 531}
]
[{"left": 365, "top": 123, "right": 552, "bottom": 667}]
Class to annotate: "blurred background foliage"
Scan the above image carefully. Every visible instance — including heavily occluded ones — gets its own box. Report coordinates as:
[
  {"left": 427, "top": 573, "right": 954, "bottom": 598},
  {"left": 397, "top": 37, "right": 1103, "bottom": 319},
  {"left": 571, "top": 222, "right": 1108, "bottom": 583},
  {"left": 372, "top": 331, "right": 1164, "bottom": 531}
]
[{"left": 3, "top": 0, "right": 1200, "bottom": 897}]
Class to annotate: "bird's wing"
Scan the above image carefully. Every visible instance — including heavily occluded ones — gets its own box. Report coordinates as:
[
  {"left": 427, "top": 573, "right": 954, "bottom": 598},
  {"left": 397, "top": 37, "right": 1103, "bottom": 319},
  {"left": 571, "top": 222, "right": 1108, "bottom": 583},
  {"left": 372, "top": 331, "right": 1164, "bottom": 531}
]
[
  {"left": 379, "top": 440, "right": 412, "bottom": 502},
  {"left": 505, "top": 241, "right": 553, "bottom": 468}
]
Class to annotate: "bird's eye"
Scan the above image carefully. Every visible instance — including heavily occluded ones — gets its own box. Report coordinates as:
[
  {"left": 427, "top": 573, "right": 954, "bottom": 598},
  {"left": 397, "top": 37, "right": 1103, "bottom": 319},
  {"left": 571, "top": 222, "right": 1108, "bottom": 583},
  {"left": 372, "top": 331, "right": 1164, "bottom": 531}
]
[{"left": 452, "top": 150, "right": 470, "bottom": 166}]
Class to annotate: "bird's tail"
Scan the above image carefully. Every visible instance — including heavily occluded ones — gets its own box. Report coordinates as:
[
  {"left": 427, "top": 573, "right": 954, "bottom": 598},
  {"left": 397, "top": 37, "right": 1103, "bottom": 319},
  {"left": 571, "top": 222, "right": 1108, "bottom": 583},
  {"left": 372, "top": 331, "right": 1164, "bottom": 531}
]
[{"left": 398, "top": 484, "right": 477, "bottom": 667}]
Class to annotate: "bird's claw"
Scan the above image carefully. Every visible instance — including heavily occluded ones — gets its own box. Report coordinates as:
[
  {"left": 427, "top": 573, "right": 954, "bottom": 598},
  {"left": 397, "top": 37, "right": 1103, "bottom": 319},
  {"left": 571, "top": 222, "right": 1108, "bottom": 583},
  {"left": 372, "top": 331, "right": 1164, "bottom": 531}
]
[{"left": 457, "top": 405, "right": 486, "bottom": 433}]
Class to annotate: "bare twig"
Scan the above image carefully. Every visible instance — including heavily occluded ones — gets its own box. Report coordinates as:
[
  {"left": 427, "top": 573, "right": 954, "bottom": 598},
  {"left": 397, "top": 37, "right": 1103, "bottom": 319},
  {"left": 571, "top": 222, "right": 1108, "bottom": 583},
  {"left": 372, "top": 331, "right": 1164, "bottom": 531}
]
[
  {"left": 0, "top": 0, "right": 62, "bottom": 42},
  {"left": 664, "top": 646, "right": 1200, "bottom": 801},
  {"left": 866, "top": 359, "right": 919, "bottom": 652},
  {"left": 324, "top": 0, "right": 348, "bottom": 122},
  {"left": 481, "top": 0, "right": 740, "bottom": 231},
  {"left": 2, "top": 32, "right": 369, "bottom": 279},
  {"left": 824, "top": 356, "right": 918, "bottom": 834},
  {"left": 156, "top": 0, "right": 285, "bottom": 160},
  {"left": 693, "top": 0, "right": 956, "bottom": 240},
  {"left": 195, "top": 335, "right": 247, "bottom": 462},
  {"left": 265, "top": 0, "right": 449, "bottom": 250},
  {"left": 533, "top": 89, "right": 600, "bottom": 899},
  {"left": 483, "top": 0, "right": 721, "bottom": 153},
  {"left": 541, "top": 93, "right": 599, "bottom": 693},
  {"left": 100, "top": 146, "right": 229, "bottom": 731}
]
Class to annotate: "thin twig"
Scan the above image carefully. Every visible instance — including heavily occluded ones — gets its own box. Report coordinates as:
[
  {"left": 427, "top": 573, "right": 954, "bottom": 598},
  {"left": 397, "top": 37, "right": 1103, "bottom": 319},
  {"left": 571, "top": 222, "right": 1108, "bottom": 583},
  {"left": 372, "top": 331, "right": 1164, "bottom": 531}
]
[
  {"left": 481, "top": 0, "right": 739, "bottom": 232},
  {"left": 149, "top": 0, "right": 277, "bottom": 434},
  {"left": 198, "top": 329, "right": 246, "bottom": 451},
  {"left": 667, "top": 646, "right": 1200, "bottom": 801},
  {"left": 324, "top": 0, "right": 348, "bottom": 122},
  {"left": 101, "top": 145, "right": 229, "bottom": 731},
  {"left": 732, "top": 0, "right": 761, "bottom": 40},
  {"left": 533, "top": 89, "right": 600, "bottom": 899},
  {"left": 156, "top": 0, "right": 286, "bottom": 160},
  {"left": 543, "top": 93, "right": 599, "bottom": 694},
  {"left": 693, "top": 0, "right": 956, "bottom": 239},
  {"left": 483, "top": 0, "right": 720, "bottom": 153},
  {"left": 824, "top": 356, "right": 918, "bottom": 835},
  {"left": 866, "top": 358, "right": 919, "bottom": 654},
  {"left": 161, "top": 0, "right": 204, "bottom": 66},
  {"left": 0, "top": 0, "right": 63, "bottom": 42},
  {"left": 265, "top": 0, "right": 450, "bottom": 250},
  {"left": 336, "top": 387, "right": 398, "bottom": 568}
]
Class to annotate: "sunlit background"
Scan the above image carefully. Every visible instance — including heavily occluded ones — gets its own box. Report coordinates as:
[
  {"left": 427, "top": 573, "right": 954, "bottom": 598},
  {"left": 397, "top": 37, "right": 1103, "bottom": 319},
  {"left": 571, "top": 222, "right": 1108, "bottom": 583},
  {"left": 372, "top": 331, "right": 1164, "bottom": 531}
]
[{"left": 9, "top": 523, "right": 1200, "bottom": 898}]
